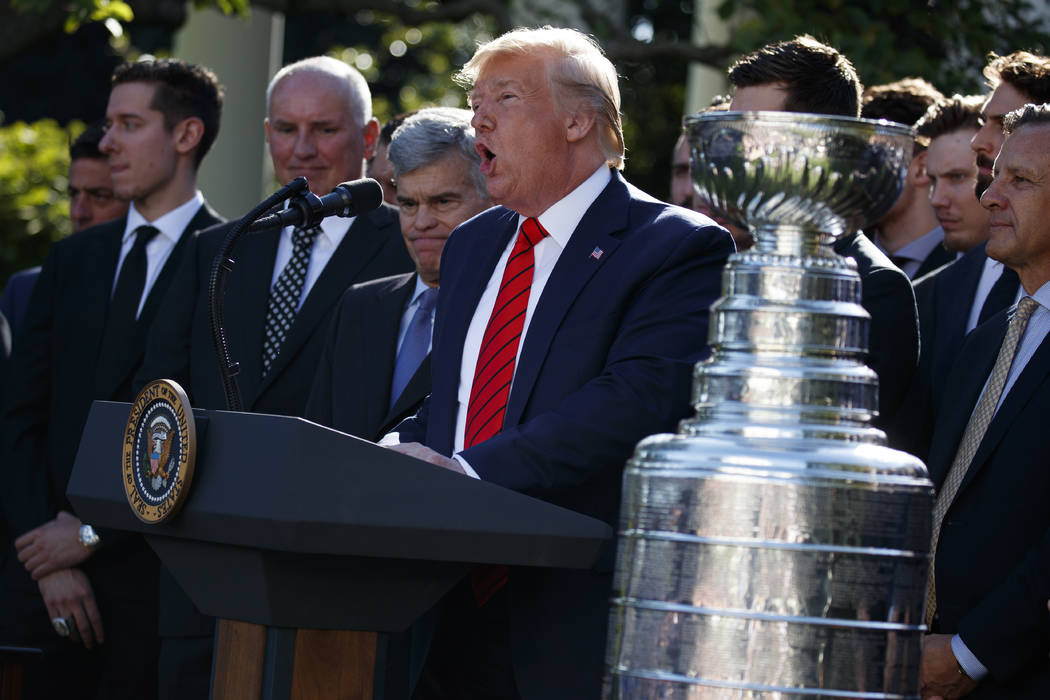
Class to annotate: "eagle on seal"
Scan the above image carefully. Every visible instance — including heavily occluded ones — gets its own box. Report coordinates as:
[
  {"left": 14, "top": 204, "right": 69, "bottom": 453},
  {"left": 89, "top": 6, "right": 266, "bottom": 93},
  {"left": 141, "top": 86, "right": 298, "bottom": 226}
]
[{"left": 146, "top": 415, "right": 174, "bottom": 489}]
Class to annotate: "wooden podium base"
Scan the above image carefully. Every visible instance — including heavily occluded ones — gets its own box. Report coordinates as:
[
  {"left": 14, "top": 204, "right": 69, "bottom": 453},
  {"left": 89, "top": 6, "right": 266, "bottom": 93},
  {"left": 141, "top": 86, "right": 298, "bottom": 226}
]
[{"left": 213, "top": 620, "right": 376, "bottom": 700}]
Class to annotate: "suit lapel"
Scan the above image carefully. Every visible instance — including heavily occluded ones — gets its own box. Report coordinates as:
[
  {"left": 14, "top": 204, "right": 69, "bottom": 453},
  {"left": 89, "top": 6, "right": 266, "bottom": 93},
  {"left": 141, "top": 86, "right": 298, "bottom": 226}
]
[
  {"left": 382, "top": 355, "right": 431, "bottom": 437},
  {"left": 428, "top": 210, "right": 518, "bottom": 455},
  {"left": 230, "top": 225, "right": 282, "bottom": 406},
  {"left": 365, "top": 275, "right": 416, "bottom": 436},
  {"left": 914, "top": 244, "right": 954, "bottom": 280},
  {"left": 944, "top": 246, "right": 987, "bottom": 345},
  {"left": 958, "top": 322, "right": 1050, "bottom": 495},
  {"left": 86, "top": 221, "right": 125, "bottom": 391},
  {"left": 254, "top": 211, "right": 395, "bottom": 398},
  {"left": 139, "top": 204, "right": 221, "bottom": 323},
  {"left": 503, "top": 173, "right": 626, "bottom": 428}
]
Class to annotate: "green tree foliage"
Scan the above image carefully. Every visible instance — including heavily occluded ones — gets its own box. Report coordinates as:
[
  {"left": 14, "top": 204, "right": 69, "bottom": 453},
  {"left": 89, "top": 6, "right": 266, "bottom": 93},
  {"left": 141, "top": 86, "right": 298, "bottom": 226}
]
[
  {"left": 718, "top": 0, "right": 1049, "bottom": 94},
  {"left": 0, "top": 120, "right": 75, "bottom": 288}
]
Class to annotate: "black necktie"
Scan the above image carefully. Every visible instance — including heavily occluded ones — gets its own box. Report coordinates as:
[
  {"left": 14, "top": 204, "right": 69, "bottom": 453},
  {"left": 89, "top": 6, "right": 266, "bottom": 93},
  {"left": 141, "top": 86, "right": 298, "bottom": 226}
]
[
  {"left": 104, "top": 225, "right": 161, "bottom": 333},
  {"left": 95, "top": 225, "right": 160, "bottom": 391},
  {"left": 977, "top": 266, "right": 1020, "bottom": 326}
]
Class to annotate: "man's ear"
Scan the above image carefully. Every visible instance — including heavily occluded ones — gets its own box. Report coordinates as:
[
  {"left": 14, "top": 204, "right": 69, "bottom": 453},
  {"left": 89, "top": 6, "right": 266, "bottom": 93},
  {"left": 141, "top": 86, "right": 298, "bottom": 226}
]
[
  {"left": 909, "top": 151, "right": 930, "bottom": 187},
  {"left": 565, "top": 108, "right": 596, "bottom": 144},
  {"left": 362, "top": 118, "right": 380, "bottom": 161},
  {"left": 173, "top": 116, "right": 205, "bottom": 158}
]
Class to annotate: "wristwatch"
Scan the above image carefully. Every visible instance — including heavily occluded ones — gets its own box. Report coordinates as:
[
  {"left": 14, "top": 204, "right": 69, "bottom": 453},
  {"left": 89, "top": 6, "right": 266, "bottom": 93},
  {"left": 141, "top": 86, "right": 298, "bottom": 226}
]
[{"left": 78, "top": 524, "right": 101, "bottom": 550}]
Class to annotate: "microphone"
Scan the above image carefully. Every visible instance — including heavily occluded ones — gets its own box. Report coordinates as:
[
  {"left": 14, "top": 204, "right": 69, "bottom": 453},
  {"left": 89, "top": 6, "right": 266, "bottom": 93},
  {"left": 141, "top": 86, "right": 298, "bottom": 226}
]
[{"left": 249, "top": 178, "right": 384, "bottom": 231}]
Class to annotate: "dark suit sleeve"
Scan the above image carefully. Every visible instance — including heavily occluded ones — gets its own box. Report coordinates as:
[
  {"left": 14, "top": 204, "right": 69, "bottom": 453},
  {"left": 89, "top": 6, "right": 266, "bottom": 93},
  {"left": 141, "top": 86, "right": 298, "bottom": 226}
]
[
  {"left": 958, "top": 527, "right": 1050, "bottom": 682},
  {"left": 863, "top": 265, "right": 918, "bottom": 430},
  {"left": 134, "top": 234, "right": 202, "bottom": 395},
  {"left": 886, "top": 274, "right": 936, "bottom": 458},
  {"left": 461, "top": 226, "right": 730, "bottom": 495},
  {"left": 1, "top": 248, "right": 63, "bottom": 534}
]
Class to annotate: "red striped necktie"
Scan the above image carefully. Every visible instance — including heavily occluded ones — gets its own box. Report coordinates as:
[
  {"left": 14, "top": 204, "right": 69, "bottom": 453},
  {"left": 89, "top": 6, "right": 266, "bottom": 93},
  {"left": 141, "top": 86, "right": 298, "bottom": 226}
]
[{"left": 464, "top": 217, "right": 549, "bottom": 449}]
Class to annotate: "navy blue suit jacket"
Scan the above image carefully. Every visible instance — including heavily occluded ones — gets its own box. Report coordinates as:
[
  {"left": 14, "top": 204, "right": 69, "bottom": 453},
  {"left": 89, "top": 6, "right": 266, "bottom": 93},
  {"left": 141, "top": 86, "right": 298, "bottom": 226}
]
[
  {"left": 0, "top": 266, "right": 41, "bottom": 341},
  {"left": 889, "top": 244, "right": 1016, "bottom": 461},
  {"left": 925, "top": 306, "right": 1050, "bottom": 698},
  {"left": 396, "top": 170, "right": 733, "bottom": 698}
]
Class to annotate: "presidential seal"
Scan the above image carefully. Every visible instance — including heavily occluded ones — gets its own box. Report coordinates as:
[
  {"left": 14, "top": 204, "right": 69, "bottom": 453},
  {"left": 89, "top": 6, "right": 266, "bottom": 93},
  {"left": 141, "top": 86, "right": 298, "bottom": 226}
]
[{"left": 123, "top": 379, "right": 197, "bottom": 524}]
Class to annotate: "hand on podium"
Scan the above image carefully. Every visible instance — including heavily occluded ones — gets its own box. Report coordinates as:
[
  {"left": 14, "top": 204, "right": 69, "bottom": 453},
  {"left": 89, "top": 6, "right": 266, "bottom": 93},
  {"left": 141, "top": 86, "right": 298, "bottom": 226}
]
[
  {"left": 38, "top": 567, "right": 105, "bottom": 648},
  {"left": 386, "top": 442, "right": 464, "bottom": 474},
  {"left": 15, "top": 510, "right": 92, "bottom": 580}
]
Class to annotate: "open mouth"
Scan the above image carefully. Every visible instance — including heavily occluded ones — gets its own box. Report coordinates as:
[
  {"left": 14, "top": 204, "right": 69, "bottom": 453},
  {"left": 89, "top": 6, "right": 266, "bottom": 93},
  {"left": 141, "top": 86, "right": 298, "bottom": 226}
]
[{"left": 476, "top": 143, "right": 496, "bottom": 174}]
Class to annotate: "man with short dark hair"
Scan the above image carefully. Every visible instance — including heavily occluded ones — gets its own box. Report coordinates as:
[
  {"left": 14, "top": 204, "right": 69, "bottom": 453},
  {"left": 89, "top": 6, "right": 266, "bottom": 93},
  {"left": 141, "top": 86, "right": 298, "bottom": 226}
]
[
  {"left": 862, "top": 78, "right": 951, "bottom": 279},
  {"left": 69, "top": 122, "right": 130, "bottom": 233},
  {"left": 919, "top": 95, "right": 989, "bottom": 256},
  {"left": 893, "top": 51, "right": 1050, "bottom": 461},
  {"left": 728, "top": 34, "right": 862, "bottom": 116},
  {"left": 1, "top": 123, "right": 131, "bottom": 340},
  {"left": 136, "top": 55, "right": 412, "bottom": 699},
  {"left": 0, "top": 57, "right": 224, "bottom": 699},
  {"left": 726, "top": 35, "right": 919, "bottom": 431},
  {"left": 921, "top": 101, "right": 1050, "bottom": 700}
]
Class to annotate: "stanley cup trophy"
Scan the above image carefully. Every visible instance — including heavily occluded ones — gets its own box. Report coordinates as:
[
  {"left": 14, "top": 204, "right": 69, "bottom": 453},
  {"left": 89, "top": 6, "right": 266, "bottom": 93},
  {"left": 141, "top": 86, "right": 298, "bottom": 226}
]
[{"left": 605, "top": 112, "right": 934, "bottom": 699}]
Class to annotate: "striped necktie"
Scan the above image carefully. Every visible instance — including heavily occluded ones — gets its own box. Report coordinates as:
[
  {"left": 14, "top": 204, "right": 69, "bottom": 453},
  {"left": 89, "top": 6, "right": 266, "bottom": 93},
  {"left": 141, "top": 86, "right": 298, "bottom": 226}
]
[
  {"left": 925, "top": 295, "right": 1039, "bottom": 626},
  {"left": 463, "top": 217, "right": 548, "bottom": 448}
]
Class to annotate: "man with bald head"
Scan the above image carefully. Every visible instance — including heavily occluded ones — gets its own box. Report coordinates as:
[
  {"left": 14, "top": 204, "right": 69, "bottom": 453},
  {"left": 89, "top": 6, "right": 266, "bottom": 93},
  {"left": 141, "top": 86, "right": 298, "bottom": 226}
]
[{"left": 136, "top": 55, "right": 412, "bottom": 699}]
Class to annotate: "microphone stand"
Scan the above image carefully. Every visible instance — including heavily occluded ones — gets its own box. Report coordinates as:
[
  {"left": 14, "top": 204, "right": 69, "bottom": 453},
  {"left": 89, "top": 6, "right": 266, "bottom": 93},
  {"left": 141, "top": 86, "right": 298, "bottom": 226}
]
[{"left": 208, "top": 177, "right": 313, "bottom": 412}]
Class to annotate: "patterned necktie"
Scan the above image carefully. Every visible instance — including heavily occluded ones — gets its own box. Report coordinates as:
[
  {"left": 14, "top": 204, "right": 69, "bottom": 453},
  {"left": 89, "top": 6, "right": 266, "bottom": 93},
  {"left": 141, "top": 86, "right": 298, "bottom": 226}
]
[
  {"left": 464, "top": 217, "right": 548, "bottom": 449},
  {"left": 389, "top": 286, "right": 438, "bottom": 410},
  {"left": 925, "top": 295, "right": 1039, "bottom": 626},
  {"left": 262, "top": 225, "right": 320, "bottom": 378},
  {"left": 977, "top": 265, "right": 1020, "bottom": 326}
]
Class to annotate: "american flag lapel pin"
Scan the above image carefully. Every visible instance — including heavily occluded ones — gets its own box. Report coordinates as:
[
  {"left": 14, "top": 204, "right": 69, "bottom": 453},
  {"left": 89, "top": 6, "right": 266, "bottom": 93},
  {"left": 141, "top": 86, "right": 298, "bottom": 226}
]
[{"left": 590, "top": 246, "right": 604, "bottom": 260}]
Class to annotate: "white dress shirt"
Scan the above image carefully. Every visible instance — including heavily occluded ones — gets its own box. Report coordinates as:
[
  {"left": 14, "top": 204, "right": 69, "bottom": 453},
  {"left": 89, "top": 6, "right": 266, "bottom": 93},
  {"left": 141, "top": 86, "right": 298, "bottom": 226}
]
[
  {"left": 966, "top": 255, "right": 1023, "bottom": 334},
  {"left": 269, "top": 214, "right": 355, "bottom": 311},
  {"left": 452, "top": 166, "right": 612, "bottom": 457},
  {"left": 115, "top": 191, "right": 205, "bottom": 319}
]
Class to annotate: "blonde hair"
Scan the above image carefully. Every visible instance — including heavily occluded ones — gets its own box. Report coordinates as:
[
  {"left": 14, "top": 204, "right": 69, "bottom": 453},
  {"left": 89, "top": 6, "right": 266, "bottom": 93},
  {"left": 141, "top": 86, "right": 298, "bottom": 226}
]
[{"left": 456, "top": 26, "right": 625, "bottom": 169}]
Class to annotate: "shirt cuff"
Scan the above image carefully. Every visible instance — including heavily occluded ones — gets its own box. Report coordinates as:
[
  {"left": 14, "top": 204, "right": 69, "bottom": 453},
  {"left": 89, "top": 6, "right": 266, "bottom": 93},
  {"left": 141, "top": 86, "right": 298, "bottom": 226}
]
[
  {"left": 452, "top": 454, "right": 480, "bottom": 479},
  {"left": 377, "top": 432, "right": 400, "bottom": 447},
  {"left": 952, "top": 634, "right": 989, "bottom": 681}
]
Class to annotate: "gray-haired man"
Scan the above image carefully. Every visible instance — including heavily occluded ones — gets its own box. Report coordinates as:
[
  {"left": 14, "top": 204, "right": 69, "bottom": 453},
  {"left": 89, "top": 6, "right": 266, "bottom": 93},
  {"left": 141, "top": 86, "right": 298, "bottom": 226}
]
[{"left": 306, "top": 106, "right": 491, "bottom": 440}]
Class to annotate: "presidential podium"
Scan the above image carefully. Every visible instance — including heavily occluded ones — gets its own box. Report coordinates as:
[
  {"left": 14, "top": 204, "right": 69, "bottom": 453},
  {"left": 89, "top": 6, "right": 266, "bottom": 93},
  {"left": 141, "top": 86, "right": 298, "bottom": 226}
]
[{"left": 67, "top": 401, "right": 612, "bottom": 700}]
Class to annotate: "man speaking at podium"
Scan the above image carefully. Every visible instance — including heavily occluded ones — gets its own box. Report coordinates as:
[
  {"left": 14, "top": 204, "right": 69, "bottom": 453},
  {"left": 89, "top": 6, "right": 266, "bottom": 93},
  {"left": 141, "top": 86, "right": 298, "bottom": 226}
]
[{"left": 384, "top": 27, "right": 733, "bottom": 700}]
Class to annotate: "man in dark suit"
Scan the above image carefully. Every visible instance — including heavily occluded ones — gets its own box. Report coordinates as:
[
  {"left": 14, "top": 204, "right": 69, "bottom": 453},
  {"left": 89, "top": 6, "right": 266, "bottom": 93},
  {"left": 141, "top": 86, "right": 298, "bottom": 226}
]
[
  {"left": 134, "top": 55, "right": 412, "bottom": 699},
  {"left": 726, "top": 35, "right": 919, "bottom": 430},
  {"left": 1, "top": 124, "right": 130, "bottom": 340},
  {"left": 890, "top": 53, "right": 1050, "bottom": 461},
  {"left": 386, "top": 28, "right": 732, "bottom": 700},
  {"left": 861, "top": 78, "right": 954, "bottom": 280},
  {"left": 307, "top": 107, "right": 490, "bottom": 441},
  {"left": 0, "top": 58, "right": 224, "bottom": 699},
  {"left": 888, "top": 95, "right": 990, "bottom": 460},
  {"left": 920, "top": 103, "right": 1050, "bottom": 700}
]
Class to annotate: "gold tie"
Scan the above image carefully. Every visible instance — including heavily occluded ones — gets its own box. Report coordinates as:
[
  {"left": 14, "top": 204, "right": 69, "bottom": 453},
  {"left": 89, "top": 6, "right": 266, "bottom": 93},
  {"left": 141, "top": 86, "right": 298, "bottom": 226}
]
[{"left": 925, "top": 295, "right": 1039, "bottom": 627}]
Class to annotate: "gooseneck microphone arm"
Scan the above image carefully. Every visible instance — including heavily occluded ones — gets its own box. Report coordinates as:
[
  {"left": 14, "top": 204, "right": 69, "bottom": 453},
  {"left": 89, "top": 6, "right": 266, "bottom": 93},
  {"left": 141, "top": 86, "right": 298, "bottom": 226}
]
[
  {"left": 208, "top": 177, "right": 310, "bottom": 412},
  {"left": 207, "top": 176, "right": 384, "bottom": 412}
]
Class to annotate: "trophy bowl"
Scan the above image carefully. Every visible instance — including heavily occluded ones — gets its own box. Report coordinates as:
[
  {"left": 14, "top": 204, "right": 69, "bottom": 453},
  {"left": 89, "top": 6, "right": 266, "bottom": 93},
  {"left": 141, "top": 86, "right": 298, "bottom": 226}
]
[{"left": 686, "top": 111, "right": 914, "bottom": 244}]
